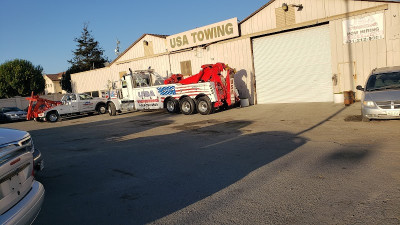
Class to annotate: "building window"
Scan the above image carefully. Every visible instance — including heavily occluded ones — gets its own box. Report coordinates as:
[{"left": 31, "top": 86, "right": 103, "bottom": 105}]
[
  {"left": 180, "top": 60, "right": 192, "bottom": 76},
  {"left": 143, "top": 40, "right": 154, "bottom": 56}
]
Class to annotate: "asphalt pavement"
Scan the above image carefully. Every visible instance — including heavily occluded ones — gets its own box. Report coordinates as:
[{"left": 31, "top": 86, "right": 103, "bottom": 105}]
[{"left": 1, "top": 102, "right": 399, "bottom": 224}]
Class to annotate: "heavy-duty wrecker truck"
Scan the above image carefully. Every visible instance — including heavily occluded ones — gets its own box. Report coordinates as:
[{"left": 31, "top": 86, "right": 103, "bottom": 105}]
[{"left": 106, "top": 63, "right": 239, "bottom": 116}]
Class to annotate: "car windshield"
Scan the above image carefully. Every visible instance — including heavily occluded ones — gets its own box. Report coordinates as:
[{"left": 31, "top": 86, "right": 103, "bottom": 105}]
[
  {"left": 366, "top": 72, "right": 400, "bottom": 91},
  {"left": 2, "top": 107, "right": 22, "bottom": 113}
]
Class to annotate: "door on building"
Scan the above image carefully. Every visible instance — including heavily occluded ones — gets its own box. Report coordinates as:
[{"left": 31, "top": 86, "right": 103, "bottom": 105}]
[{"left": 253, "top": 25, "right": 333, "bottom": 104}]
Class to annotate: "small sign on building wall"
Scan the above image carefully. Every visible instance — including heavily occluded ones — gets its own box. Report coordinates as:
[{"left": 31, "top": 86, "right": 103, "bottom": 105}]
[{"left": 342, "top": 13, "right": 384, "bottom": 44}]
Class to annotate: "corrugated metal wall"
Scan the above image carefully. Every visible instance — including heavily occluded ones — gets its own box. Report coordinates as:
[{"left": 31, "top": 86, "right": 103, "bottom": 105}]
[
  {"left": 113, "top": 55, "right": 170, "bottom": 78},
  {"left": 71, "top": 67, "right": 113, "bottom": 93},
  {"left": 386, "top": 3, "right": 400, "bottom": 68},
  {"left": 240, "top": 0, "right": 385, "bottom": 36},
  {"left": 116, "top": 35, "right": 167, "bottom": 63},
  {"left": 329, "top": 4, "right": 400, "bottom": 99}
]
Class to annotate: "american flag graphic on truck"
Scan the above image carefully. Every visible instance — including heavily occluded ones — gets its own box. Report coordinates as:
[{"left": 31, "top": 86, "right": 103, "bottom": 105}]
[{"left": 156, "top": 83, "right": 214, "bottom": 102}]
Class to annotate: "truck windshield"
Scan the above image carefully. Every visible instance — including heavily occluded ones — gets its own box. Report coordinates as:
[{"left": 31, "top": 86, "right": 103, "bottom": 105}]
[
  {"left": 151, "top": 72, "right": 165, "bottom": 86},
  {"left": 366, "top": 72, "right": 400, "bottom": 91},
  {"left": 130, "top": 70, "right": 166, "bottom": 87},
  {"left": 133, "top": 73, "right": 151, "bottom": 87}
]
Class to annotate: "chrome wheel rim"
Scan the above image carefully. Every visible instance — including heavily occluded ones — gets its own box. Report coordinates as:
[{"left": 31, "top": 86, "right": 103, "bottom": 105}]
[
  {"left": 167, "top": 101, "right": 175, "bottom": 112},
  {"left": 99, "top": 106, "right": 106, "bottom": 114},
  {"left": 49, "top": 114, "right": 58, "bottom": 122},
  {"left": 198, "top": 101, "right": 208, "bottom": 113},
  {"left": 182, "top": 102, "right": 190, "bottom": 113}
]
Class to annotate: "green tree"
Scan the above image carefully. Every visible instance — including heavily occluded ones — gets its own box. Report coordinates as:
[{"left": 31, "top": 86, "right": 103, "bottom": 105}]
[
  {"left": 68, "top": 23, "right": 108, "bottom": 72},
  {"left": 62, "top": 23, "right": 108, "bottom": 93},
  {"left": 60, "top": 65, "right": 83, "bottom": 93},
  {"left": 0, "top": 59, "right": 45, "bottom": 98},
  {"left": 60, "top": 69, "right": 72, "bottom": 93}
]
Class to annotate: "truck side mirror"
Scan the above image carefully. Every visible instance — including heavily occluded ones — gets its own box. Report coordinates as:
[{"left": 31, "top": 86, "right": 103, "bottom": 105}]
[{"left": 356, "top": 85, "right": 364, "bottom": 91}]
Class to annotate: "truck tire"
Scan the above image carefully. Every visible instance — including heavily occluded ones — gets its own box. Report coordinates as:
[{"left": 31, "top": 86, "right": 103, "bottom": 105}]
[
  {"left": 47, "top": 111, "right": 59, "bottom": 122},
  {"left": 180, "top": 97, "right": 196, "bottom": 115},
  {"left": 108, "top": 102, "right": 117, "bottom": 116},
  {"left": 197, "top": 96, "right": 213, "bottom": 115},
  {"left": 165, "top": 98, "right": 179, "bottom": 113},
  {"left": 97, "top": 104, "right": 107, "bottom": 114}
]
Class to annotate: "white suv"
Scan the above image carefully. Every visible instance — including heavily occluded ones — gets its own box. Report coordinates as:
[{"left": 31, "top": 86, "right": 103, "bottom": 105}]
[{"left": 0, "top": 128, "right": 45, "bottom": 224}]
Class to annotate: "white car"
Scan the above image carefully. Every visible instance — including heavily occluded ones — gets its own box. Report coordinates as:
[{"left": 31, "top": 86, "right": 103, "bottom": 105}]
[
  {"left": 0, "top": 128, "right": 45, "bottom": 224},
  {"left": 356, "top": 66, "right": 400, "bottom": 121}
]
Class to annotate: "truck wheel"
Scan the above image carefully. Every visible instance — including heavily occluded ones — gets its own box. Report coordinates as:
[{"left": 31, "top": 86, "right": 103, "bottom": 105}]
[
  {"left": 108, "top": 102, "right": 117, "bottom": 116},
  {"left": 165, "top": 98, "right": 179, "bottom": 113},
  {"left": 180, "top": 97, "right": 196, "bottom": 115},
  {"left": 47, "top": 111, "right": 59, "bottom": 122},
  {"left": 197, "top": 96, "right": 213, "bottom": 115},
  {"left": 97, "top": 104, "right": 107, "bottom": 114}
]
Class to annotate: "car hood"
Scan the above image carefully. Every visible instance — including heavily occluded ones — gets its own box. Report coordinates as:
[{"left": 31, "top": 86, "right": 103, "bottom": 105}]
[
  {"left": 3, "top": 110, "right": 27, "bottom": 115},
  {"left": 0, "top": 128, "right": 29, "bottom": 146},
  {"left": 365, "top": 90, "right": 400, "bottom": 102}
]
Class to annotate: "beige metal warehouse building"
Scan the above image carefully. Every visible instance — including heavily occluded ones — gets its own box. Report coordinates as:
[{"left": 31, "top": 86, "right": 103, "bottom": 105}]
[{"left": 71, "top": 0, "right": 400, "bottom": 104}]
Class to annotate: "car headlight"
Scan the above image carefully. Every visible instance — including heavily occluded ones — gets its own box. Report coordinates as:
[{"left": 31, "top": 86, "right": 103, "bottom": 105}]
[{"left": 363, "top": 101, "right": 375, "bottom": 107}]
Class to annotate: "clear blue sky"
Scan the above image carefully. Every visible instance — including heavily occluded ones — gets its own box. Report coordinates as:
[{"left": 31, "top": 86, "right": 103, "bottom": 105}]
[{"left": 0, "top": 0, "right": 267, "bottom": 74}]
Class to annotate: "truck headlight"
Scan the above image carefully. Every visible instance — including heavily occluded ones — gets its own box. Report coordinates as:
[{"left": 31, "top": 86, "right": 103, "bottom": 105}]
[{"left": 363, "top": 101, "right": 375, "bottom": 107}]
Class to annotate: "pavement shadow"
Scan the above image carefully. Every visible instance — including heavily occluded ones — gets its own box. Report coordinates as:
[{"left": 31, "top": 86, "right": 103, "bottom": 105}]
[
  {"left": 296, "top": 106, "right": 348, "bottom": 136},
  {"left": 31, "top": 117, "right": 307, "bottom": 225}
]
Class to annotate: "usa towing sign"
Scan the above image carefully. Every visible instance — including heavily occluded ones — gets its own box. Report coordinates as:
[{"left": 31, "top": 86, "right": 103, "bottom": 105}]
[{"left": 166, "top": 18, "right": 239, "bottom": 52}]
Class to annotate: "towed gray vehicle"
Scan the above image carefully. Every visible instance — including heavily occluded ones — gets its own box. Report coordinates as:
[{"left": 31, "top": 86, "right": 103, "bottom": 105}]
[
  {"left": 0, "top": 107, "right": 27, "bottom": 123},
  {"left": 0, "top": 128, "right": 45, "bottom": 224},
  {"left": 357, "top": 66, "right": 400, "bottom": 121}
]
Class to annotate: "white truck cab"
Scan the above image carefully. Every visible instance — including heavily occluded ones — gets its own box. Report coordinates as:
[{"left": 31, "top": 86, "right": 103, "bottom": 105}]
[{"left": 107, "top": 70, "right": 166, "bottom": 115}]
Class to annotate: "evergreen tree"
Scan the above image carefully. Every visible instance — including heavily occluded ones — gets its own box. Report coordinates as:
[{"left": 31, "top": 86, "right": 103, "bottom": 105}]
[
  {"left": 0, "top": 59, "right": 45, "bottom": 98},
  {"left": 62, "top": 23, "right": 108, "bottom": 92},
  {"left": 68, "top": 23, "right": 108, "bottom": 72},
  {"left": 60, "top": 69, "right": 73, "bottom": 93}
]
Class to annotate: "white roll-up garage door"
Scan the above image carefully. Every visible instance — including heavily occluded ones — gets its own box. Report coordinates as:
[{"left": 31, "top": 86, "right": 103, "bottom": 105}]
[{"left": 253, "top": 25, "right": 333, "bottom": 104}]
